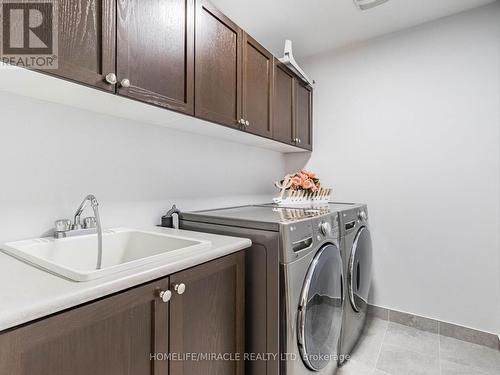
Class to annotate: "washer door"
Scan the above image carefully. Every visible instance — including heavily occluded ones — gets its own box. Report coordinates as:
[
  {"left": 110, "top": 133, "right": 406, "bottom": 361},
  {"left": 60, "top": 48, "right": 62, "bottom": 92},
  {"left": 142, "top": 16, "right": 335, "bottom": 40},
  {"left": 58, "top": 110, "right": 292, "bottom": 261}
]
[
  {"left": 348, "top": 227, "right": 373, "bottom": 312},
  {"left": 298, "top": 244, "right": 344, "bottom": 371}
]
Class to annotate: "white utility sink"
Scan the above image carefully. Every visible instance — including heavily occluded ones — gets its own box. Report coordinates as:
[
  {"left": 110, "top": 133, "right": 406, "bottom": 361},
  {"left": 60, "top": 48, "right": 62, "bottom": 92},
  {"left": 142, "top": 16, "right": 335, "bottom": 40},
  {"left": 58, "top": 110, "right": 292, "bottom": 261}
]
[{"left": 2, "top": 228, "right": 211, "bottom": 281}]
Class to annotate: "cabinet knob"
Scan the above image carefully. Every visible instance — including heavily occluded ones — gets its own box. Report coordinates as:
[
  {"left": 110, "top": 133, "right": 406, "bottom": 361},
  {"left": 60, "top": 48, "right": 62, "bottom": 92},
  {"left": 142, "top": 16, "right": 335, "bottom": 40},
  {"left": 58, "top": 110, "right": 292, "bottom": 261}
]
[
  {"left": 120, "top": 78, "right": 131, "bottom": 88},
  {"left": 158, "top": 290, "right": 172, "bottom": 303},
  {"left": 105, "top": 73, "right": 117, "bottom": 85},
  {"left": 174, "top": 283, "right": 186, "bottom": 295},
  {"left": 245, "top": 120, "right": 250, "bottom": 127},
  {"left": 239, "top": 118, "right": 245, "bottom": 125},
  {"left": 297, "top": 138, "right": 302, "bottom": 144}
]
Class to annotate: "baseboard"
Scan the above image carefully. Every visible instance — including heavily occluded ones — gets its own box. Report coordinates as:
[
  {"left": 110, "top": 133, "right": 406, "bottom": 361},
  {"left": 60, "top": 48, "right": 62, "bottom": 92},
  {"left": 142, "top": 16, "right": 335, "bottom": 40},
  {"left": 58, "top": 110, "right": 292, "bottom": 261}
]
[{"left": 367, "top": 304, "right": 500, "bottom": 351}]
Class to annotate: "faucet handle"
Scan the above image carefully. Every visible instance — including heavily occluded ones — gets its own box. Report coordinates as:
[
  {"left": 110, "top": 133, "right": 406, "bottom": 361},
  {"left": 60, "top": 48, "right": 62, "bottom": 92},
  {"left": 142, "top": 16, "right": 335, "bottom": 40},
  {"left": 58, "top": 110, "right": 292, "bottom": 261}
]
[
  {"left": 55, "top": 219, "right": 71, "bottom": 232},
  {"left": 72, "top": 218, "right": 83, "bottom": 230},
  {"left": 83, "top": 217, "right": 97, "bottom": 229}
]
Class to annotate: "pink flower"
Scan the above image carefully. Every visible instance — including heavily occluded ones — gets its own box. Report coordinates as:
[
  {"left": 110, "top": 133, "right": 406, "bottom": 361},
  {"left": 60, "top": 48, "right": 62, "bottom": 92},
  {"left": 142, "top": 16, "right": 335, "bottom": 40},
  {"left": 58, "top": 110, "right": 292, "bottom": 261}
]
[
  {"left": 302, "top": 179, "right": 314, "bottom": 190},
  {"left": 298, "top": 172, "right": 308, "bottom": 181},
  {"left": 291, "top": 176, "right": 302, "bottom": 190},
  {"left": 280, "top": 170, "right": 321, "bottom": 192},
  {"left": 301, "top": 170, "right": 316, "bottom": 178}
]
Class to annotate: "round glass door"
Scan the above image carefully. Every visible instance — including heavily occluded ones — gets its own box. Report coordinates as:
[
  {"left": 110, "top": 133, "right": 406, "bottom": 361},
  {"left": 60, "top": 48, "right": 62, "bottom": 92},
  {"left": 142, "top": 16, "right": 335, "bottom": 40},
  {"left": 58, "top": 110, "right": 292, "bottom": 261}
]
[
  {"left": 298, "top": 244, "right": 343, "bottom": 371},
  {"left": 349, "top": 227, "right": 373, "bottom": 312}
]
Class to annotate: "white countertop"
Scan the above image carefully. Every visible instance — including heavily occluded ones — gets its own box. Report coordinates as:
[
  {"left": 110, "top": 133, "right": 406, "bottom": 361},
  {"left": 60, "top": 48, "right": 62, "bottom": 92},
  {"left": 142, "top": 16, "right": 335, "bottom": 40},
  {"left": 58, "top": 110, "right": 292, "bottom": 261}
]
[{"left": 0, "top": 227, "right": 251, "bottom": 332}]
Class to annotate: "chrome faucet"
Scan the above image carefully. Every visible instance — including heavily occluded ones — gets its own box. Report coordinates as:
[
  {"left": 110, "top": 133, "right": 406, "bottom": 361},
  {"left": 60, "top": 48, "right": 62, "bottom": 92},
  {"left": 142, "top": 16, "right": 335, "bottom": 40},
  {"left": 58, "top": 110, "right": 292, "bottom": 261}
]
[{"left": 54, "top": 194, "right": 103, "bottom": 270}]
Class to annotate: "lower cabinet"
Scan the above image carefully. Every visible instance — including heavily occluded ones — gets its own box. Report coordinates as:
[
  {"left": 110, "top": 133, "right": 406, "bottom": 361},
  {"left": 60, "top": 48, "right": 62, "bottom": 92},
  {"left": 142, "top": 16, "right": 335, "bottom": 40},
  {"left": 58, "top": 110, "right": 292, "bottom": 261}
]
[
  {"left": 0, "top": 251, "right": 245, "bottom": 375},
  {"left": 170, "top": 251, "right": 245, "bottom": 375}
]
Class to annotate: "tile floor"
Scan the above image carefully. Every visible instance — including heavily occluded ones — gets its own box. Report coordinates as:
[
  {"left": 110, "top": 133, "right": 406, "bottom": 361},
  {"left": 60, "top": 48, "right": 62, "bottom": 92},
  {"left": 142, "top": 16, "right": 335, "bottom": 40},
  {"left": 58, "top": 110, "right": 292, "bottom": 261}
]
[{"left": 338, "top": 317, "right": 500, "bottom": 375}]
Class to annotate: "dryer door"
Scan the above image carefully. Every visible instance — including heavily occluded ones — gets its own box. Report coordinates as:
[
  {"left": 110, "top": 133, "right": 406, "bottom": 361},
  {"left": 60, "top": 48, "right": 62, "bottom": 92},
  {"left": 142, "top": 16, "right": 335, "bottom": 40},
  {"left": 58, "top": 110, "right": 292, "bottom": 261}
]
[
  {"left": 348, "top": 227, "right": 373, "bottom": 312},
  {"left": 298, "top": 243, "right": 344, "bottom": 371}
]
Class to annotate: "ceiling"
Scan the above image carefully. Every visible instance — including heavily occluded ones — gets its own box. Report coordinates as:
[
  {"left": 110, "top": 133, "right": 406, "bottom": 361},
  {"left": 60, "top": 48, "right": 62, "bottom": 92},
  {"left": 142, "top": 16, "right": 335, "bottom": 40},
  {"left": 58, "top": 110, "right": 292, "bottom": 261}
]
[{"left": 210, "top": 0, "right": 497, "bottom": 60}]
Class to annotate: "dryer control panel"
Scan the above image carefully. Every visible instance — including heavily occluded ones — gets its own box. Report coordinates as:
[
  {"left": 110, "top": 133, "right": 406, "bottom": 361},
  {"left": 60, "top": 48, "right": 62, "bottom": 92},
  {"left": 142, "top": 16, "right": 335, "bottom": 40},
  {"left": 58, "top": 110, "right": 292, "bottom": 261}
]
[{"left": 280, "top": 213, "right": 339, "bottom": 264}]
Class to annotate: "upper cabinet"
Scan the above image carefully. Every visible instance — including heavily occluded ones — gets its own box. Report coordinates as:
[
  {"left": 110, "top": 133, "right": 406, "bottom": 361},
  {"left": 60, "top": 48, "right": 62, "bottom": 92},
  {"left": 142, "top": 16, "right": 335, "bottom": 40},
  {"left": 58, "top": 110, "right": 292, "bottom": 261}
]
[
  {"left": 295, "top": 79, "right": 313, "bottom": 150},
  {"left": 116, "top": 0, "right": 195, "bottom": 114},
  {"left": 273, "top": 60, "right": 313, "bottom": 149},
  {"left": 54, "top": 0, "right": 116, "bottom": 91},
  {"left": 35, "top": 0, "right": 313, "bottom": 150},
  {"left": 195, "top": 0, "right": 242, "bottom": 128},
  {"left": 241, "top": 33, "right": 274, "bottom": 138},
  {"left": 273, "top": 61, "right": 295, "bottom": 145}
]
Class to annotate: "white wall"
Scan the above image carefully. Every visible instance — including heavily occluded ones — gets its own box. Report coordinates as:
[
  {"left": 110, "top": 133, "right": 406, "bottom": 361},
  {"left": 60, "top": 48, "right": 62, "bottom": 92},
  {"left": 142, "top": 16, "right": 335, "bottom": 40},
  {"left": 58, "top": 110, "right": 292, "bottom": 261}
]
[
  {"left": 0, "top": 92, "right": 285, "bottom": 243},
  {"left": 287, "top": 3, "right": 500, "bottom": 334}
]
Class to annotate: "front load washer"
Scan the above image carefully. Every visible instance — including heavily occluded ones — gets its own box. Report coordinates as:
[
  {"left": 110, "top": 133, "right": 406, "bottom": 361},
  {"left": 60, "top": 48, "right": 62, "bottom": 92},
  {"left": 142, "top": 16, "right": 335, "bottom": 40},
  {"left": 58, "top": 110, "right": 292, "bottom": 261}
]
[
  {"left": 281, "top": 212, "right": 344, "bottom": 375},
  {"left": 338, "top": 205, "right": 373, "bottom": 361},
  {"left": 177, "top": 205, "right": 344, "bottom": 375}
]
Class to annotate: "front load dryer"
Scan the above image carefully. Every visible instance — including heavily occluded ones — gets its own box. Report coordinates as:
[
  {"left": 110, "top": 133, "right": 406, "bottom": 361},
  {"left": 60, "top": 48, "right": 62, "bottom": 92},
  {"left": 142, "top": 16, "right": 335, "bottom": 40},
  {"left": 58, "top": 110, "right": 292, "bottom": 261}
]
[{"left": 338, "top": 205, "right": 373, "bottom": 362}]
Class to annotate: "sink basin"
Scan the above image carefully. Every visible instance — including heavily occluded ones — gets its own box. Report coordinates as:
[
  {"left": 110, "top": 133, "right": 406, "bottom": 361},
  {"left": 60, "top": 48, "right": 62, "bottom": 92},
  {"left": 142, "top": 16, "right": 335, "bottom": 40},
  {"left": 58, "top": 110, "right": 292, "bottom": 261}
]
[{"left": 2, "top": 228, "right": 211, "bottom": 281}]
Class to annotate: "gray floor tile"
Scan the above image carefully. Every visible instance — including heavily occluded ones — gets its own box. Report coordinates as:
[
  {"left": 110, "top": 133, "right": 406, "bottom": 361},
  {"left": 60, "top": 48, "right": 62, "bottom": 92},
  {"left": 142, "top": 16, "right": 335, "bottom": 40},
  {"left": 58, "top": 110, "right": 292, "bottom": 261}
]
[
  {"left": 383, "top": 322, "right": 439, "bottom": 357},
  {"left": 439, "top": 321, "right": 499, "bottom": 349},
  {"left": 389, "top": 310, "right": 438, "bottom": 334},
  {"left": 376, "top": 343, "right": 440, "bottom": 375},
  {"left": 373, "top": 370, "right": 391, "bottom": 375},
  {"left": 337, "top": 359, "right": 373, "bottom": 375},
  {"left": 362, "top": 316, "right": 390, "bottom": 341},
  {"left": 349, "top": 317, "right": 387, "bottom": 368},
  {"left": 441, "top": 359, "right": 490, "bottom": 375},
  {"left": 439, "top": 336, "right": 500, "bottom": 375},
  {"left": 368, "top": 305, "right": 389, "bottom": 321}
]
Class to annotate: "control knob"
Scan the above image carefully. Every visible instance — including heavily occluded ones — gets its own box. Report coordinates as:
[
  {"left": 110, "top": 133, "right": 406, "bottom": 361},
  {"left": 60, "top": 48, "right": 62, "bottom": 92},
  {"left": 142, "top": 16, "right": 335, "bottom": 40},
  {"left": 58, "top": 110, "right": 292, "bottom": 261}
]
[
  {"left": 319, "top": 221, "right": 332, "bottom": 236},
  {"left": 358, "top": 210, "right": 368, "bottom": 221}
]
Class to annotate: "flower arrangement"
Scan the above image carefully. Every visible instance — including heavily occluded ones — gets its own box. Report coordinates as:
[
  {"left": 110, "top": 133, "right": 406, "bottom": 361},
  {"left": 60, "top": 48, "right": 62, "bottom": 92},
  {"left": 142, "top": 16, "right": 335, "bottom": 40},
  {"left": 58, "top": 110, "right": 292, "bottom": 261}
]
[
  {"left": 274, "top": 170, "right": 332, "bottom": 205},
  {"left": 277, "top": 170, "right": 321, "bottom": 192}
]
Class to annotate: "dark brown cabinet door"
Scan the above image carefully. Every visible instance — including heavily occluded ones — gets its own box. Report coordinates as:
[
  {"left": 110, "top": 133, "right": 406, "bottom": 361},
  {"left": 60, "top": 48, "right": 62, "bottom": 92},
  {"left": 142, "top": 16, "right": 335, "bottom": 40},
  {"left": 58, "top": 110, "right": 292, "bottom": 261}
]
[
  {"left": 169, "top": 252, "right": 245, "bottom": 375},
  {"left": 295, "top": 80, "right": 313, "bottom": 150},
  {"left": 117, "top": 0, "right": 194, "bottom": 114},
  {"left": 241, "top": 33, "right": 273, "bottom": 138},
  {"left": 273, "top": 61, "right": 295, "bottom": 145},
  {"left": 0, "top": 278, "right": 170, "bottom": 375},
  {"left": 195, "top": 0, "right": 242, "bottom": 128},
  {"left": 52, "top": 0, "right": 115, "bottom": 91}
]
